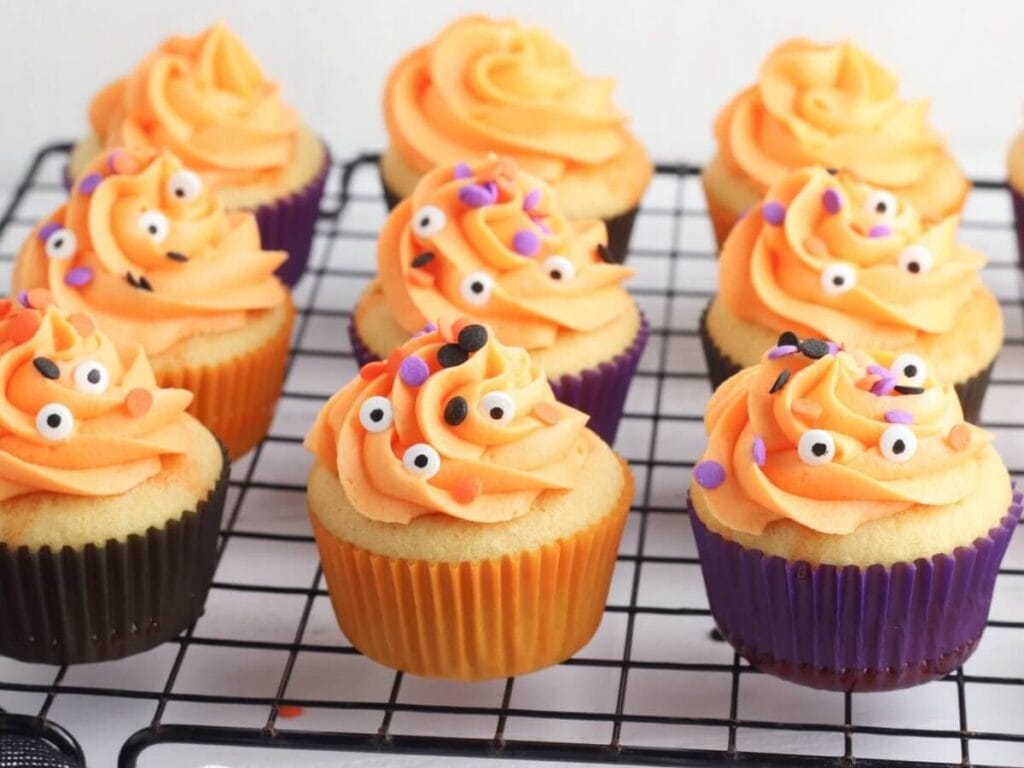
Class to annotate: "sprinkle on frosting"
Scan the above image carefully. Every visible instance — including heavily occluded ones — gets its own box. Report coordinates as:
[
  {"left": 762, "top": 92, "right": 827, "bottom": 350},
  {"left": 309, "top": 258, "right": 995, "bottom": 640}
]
[
  {"left": 767, "top": 344, "right": 798, "bottom": 359},
  {"left": 398, "top": 356, "right": 430, "bottom": 387},
  {"left": 437, "top": 343, "right": 469, "bottom": 368},
  {"left": 822, "top": 188, "right": 842, "bottom": 215},
  {"left": 752, "top": 436, "right": 767, "bottom": 467},
  {"left": 78, "top": 173, "right": 103, "bottom": 195},
  {"left": 947, "top": 423, "right": 972, "bottom": 451},
  {"left": 762, "top": 202, "right": 786, "bottom": 226},
  {"left": 443, "top": 396, "right": 468, "bottom": 426},
  {"left": 694, "top": 460, "right": 727, "bottom": 489},
  {"left": 32, "top": 357, "right": 60, "bottom": 380},
  {"left": 769, "top": 368, "right": 791, "bottom": 394},
  {"left": 885, "top": 409, "right": 914, "bottom": 424}
]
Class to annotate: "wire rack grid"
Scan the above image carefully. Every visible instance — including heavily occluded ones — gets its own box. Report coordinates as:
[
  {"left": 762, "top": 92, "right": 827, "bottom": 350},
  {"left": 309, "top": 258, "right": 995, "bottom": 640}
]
[{"left": 0, "top": 144, "right": 1023, "bottom": 768}]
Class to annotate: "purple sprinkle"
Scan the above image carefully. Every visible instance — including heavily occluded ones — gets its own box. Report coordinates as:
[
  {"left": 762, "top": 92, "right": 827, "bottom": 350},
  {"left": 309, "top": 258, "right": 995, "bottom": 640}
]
[
  {"left": 398, "top": 356, "right": 430, "bottom": 387},
  {"left": 868, "top": 224, "right": 891, "bottom": 238},
  {"left": 512, "top": 229, "right": 540, "bottom": 256},
  {"left": 64, "top": 266, "right": 94, "bottom": 288},
  {"left": 78, "top": 172, "right": 103, "bottom": 194},
  {"left": 453, "top": 162, "right": 472, "bottom": 179},
  {"left": 870, "top": 376, "right": 897, "bottom": 397},
  {"left": 459, "top": 184, "right": 494, "bottom": 208},
  {"left": 422, "top": 322, "right": 437, "bottom": 333},
  {"left": 762, "top": 201, "right": 786, "bottom": 226},
  {"left": 885, "top": 410, "right": 914, "bottom": 424},
  {"left": 38, "top": 222, "right": 60, "bottom": 242},
  {"left": 825, "top": 341, "right": 841, "bottom": 355},
  {"left": 694, "top": 460, "right": 726, "bottom": 489},
  {"left": 16, "top": 290, "right": 30, "bottom": 308},
  {"left": 752, "top": 436, "right": 767, "bottom": 467},
  {"left": 822, "top": 188, "right": 842, "bottom": 214},
  {"left": 767, "top": 344, "right": 799, "bottom": 359},
  {"left": 523, "top": 188, "right": 541, "bottom": 211}
]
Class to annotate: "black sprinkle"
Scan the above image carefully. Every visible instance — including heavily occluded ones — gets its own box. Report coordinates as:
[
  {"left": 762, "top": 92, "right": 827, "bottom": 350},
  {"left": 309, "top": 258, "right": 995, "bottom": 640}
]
[
  {"left": 597, "top": 244, "right": 617, "bottom": 263},
  {"left": 166, "top": 251, "right": 189, "bottom": 262},
  {"left": 437, "top": 344, "right": 469, "bottom": 368},
  {"left": 457, "top": 324, "right": 488, "bottom": 353},
  {"left": 126, "top": 272, "right": 153, "bottom": 292},
  {"left": 799, "top": 339, "right": 829, "bottom": 359},
  {"left": 411, "top": 251, "right": 435, "bottom": 268},
  {"left": 444, "top": 396, "right": 468, "bottom": 426},
  {"left": 894, "top": 385, "right": 925, "bottom": 395},
  {"left": 825, "top": 167, "right": 840, "bottom": 175},
  {"left": 769, "top": 368, "right": 791, "bottom": 394},
  {"left": 777, "top": 331, "right": 799, "bottom": 347},
  {"left": 32, "top": 357, "right": 59, "bottom": 380}
]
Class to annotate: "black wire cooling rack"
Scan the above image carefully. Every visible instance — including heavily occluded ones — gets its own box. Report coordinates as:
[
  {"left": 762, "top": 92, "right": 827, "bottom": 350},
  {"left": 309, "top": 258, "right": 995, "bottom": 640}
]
[{"left": 0, "top": 144, "right": 1023, "bottom": 768}]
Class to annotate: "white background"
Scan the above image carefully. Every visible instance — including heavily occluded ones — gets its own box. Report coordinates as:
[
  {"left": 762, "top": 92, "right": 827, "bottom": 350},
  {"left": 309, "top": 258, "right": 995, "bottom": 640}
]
[{"left": 2, "top": 0, "right": 1023, "bottom": 182}]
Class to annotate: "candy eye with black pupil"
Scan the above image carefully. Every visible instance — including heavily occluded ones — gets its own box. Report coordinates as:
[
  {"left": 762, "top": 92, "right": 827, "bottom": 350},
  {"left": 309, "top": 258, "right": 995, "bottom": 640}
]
[
  {"left": 864, "top": 190, "right": 897, "bottom": 219},
  {"left": 73, "top": 360, "right": 109, "bottom": 394},
  {"left": 402, "top": 443, "right": 441, "bottom": 479},
  {"left": 480, "top": 391, "right": 515, "bottom": 425},
  {"left": 411, "top": 206, "right": 447, "bottom": 239},
  {"left": 543, "top": 255, "right": 576, "bottom": 282},
  {"left": 879, "top": 425, "right": 917, "bottom": 463},
  {"left": 137, "top": 211, "right": 170, "bottom": 243},
  {"left": 891, "top": 354, "right": 927, "bottom": 386},
  {"left": 358, "top": 396, "right": 393, "bottom": 432},
  {"left": 36, "top": 403, "right": 74, "bottom": 441},
  {"left": 898, "top": 245, "right": 933, "bottom": 275},
  {"left": 820, "top": 262, "right": 856, "bottom": 295},
  {"left": 459, "top": 272, "right": 494, "bottom": 306},
  {"left": 166, "top": 169, "right": 202, "bottom": 202},
  {"left": 797, "top": 429, "right": 835, "bottom": 465},
  {"left": 44, "top": 228, "right": 77, "bottom": 260}
]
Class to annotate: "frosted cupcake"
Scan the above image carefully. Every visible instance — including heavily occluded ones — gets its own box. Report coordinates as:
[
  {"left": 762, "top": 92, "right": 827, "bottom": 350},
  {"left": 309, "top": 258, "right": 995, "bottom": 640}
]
[
  {"left": 14, "top": 147, "right": 294, "bottom": 459},
  {"left": 68, "top": 23, "right": 329, "bottom": 285},
  {"left": 352, "top": 155, "right": 647, "bottom": 444},
  {"left": 0, "top": 298, "right": 226, "bottom": 664},
  {"left": 381, "top": 15, "right": 652, "bottom": 262},
  {"left": 306, "top": 322, "right": 632, "bottom": 680},
  {"left": 690, "top": 341, "right": 1018, "bottom": 691},
  {"left": 704, "top": 39, "right": 968, "bottom": 247},
  {"left": 702, "top": 166, "right": 1001, "bottom": 422},
  {"left": 1006, "top": 127, "right": 1024, "bottom": 267}
]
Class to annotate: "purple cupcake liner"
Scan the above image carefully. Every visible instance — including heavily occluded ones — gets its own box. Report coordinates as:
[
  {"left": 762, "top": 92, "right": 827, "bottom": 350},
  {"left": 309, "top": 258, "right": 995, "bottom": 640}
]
[
  {"left": 64, "top": 142, "right": 330, "bottom": 288},
  {"left": 348, "top": 314, "right": 649, "bottom": 445},
  {"left": 688, "top": 489, "right": 1021, "bottom": 692}
]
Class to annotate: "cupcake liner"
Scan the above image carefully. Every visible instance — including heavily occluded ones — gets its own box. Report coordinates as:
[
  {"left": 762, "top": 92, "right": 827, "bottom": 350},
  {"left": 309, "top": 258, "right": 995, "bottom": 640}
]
[
  {"left": 701, "top": 173, "right": 742, "bottom": 251},
  {"left": 0, "top": 447, "right": 228, "bottom": 665},
  {"left": 688, "top": 490, "right": 1021, "bottom": 692},
  {"left": 381, "top": 171, "right": 638, "bottom": 263},
  {"left": 156, "top": 300, "right": 295, "bottom": 460},
  {"left": 310, "top": 458, "right": 632, "bottom": 681},
  {"left": 349, "top": 313, "right": 649, "bottom": 445},
  {"left": 698, "top": 305, "right": 994, "bottom": 424},
  {"left": 1011, "top": 184, "right": 1024, "bottom": 270}
]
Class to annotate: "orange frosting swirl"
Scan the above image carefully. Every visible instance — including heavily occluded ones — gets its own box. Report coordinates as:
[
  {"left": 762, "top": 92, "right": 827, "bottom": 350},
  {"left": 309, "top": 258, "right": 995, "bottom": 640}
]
[
  {"left": 88, "top": 23, "right": 300, "bottom": 189},
  {"left": 385, "top": 15, "right": 637, "bottom": 183},
  {"left": 720, "top": 166, "right": 986, "bottom": 349},
  {"left": 305, "top": 323, "right": 592, "bottom": 524},
  {"left": 13, "top": 147, "right": 288, "bottom": 356},
  {"left": 377, "top": 156, "right": 634, "bottom": 350},
  {"left": 0, "top": 299, "right": 193, "bottom": 501},
  {"left": 714, "top": 39, "right": 967, "bottom": 219},
  {"left": 697, "top": 344, "right": 991, "bottom": 536}
]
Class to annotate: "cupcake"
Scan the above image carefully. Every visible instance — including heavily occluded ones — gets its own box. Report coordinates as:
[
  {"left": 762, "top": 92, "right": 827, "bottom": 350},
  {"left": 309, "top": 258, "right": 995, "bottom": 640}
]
[
  {"left": 689, "top": 340, "right": 1018, "bottom": 692},
  {"left": 67, "top": 22, "right": 329, "bottom": 286},
  {"left": 381, "top": 15, "right": 652, "bottom": 262},
  {"left": 305, "top": 321, "right": 633, "bottom": 680},
  {"left": 1007, "top": 128, "right": 1024, "bottom": 268},
  {"left": 352, "top": 155, "right": 647, "bottom": 444},
  {"left": 13, "top": 146, "right": 295, "bottom": 460},
  {"left": 701, "top": 166, "right": 1002, "bottom": 423},
  {"left": 704, "top": 39, "right": 969, "bottom": 248},
  {"left": 0, "top": 297, "right": 227, "bottom": 664}
]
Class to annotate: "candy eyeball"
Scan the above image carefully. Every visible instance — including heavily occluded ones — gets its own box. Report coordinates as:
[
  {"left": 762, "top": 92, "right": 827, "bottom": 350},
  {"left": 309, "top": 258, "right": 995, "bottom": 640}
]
[
  {"left": 36, "top": 403, "right": 74, "bottom": 441},
  {"left": 459, "top": 272, "right": 495, "bottom": 306},
  {"left": 166, "top": 169, "right": 202, "bottom": 203},
  {"left": 879, "top": 424, "right": 917, "bottom": 463},
  {"left": 411, "top": 206, "right": 447, "bottom": 239},
  {"left": 543, "top": 255, "right": 576, "bottom": 283},
  {"left": 73, "top": 361, "right": 109, "bottom": 395},
  {"left": 402, "top": 443, "right": 441, "bottom": 479},
  {"left": 863, "top": 190, "right": 897, "bottom": 220},
  {"left": 898, "top": 245, "right": 933, "bottom": 275},
  {"left": 358, "top": 396, "right": 394, "bottom": 433},
  {"left": 797, "top": 429, "right": 836, "bottom": 465},
  {"left": 891, "top": 354, "right": 927, "bottom": 386},
  {"left": 820, "top": 262, "right": 856, "bottom": 295},
  {"left": 44, "top": 228, "right": 77, "bottom": 261},
  {"left": 480, "top": 391, "right": 516, "bottom": 425},
  {"left": 137, "top": 211, "right": 170, "bottom": 244}
]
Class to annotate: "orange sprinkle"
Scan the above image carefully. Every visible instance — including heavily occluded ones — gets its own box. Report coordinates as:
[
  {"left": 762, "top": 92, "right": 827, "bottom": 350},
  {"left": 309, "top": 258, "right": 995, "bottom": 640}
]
[
  {"left": 108, "top": 151, "right": 140, "bottom": 175},
  {"left": 277, "top": 705, "right": 304, "bottom": 719},
  {"left": 408, "top": 269, "right": 434, "bottom": 287},
  {"left": 452, "top": 476, "right": 483, "bottom": 504},
  {"left": 792, "top": 398, "right": 823, "bottom": 419},
  {"left": 68, "top": 312, "right": 96, "bottom": 337},
  {"left": 27, "top": 288, "right": 53, "bottom": 310},
  {"left": 947, "top": 423, "right": 971, "bottom": 452},
  {"left": 437, "top": 316, "right": 456, "bottom": 343},
  {"left": 125, "top": 388, "right": 153, "bottom": 417},
  {"left": 803, "top": 236, "right": 828, "bottom": 257},
  {"left": 359, "top": 361, "right": 387, "bottom": 380},
  {"left": 533, "top": 402, "right": 561, "bottom": 425},
  {"left": 9, "top": 310, "right": 40, "bottom": 343}
]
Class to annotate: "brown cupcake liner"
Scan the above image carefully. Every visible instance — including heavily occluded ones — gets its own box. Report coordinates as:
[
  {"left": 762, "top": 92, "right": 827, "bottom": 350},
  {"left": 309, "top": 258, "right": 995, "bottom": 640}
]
[
  {"left": 698, "top": 305, "right": 994, "bottom": 423},
  {"left": 0, "top": 447, "right": 228, "bottom": 665}
]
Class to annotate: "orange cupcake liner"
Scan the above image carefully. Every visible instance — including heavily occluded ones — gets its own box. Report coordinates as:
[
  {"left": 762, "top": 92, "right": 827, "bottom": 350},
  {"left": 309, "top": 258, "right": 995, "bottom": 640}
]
[
  {"left": 310, "top": 458, "right": 634, "bottom": 681},
  {"left": 155, "top": 299, "right": 295, "bottom": 460}
]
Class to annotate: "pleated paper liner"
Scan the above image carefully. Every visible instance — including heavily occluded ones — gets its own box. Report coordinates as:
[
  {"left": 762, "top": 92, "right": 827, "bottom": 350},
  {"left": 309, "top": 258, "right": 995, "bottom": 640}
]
[
  {"left": 0, "top": 445, "right": 228, "bottom": 665},
  {"left": 349, "top": 314, "right": 649, "bottom": 445},
  {"left": 689, "top": 489, "right": 1021, "bottom": 692},
  {"left": 698, "top": 305, "right": 995, "bottom": 424},
  {"left": 380, "top": 171, "right": 638, "bottom": 264},
  {"left": 1010, "top": 183, "right": 1024, "bottom": 270},
  {"left": 154, "top": 300, "right": 296, "bottom": 461},
  {"left": 310, "top": 458, "right": 633, "bottom": 681}
]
